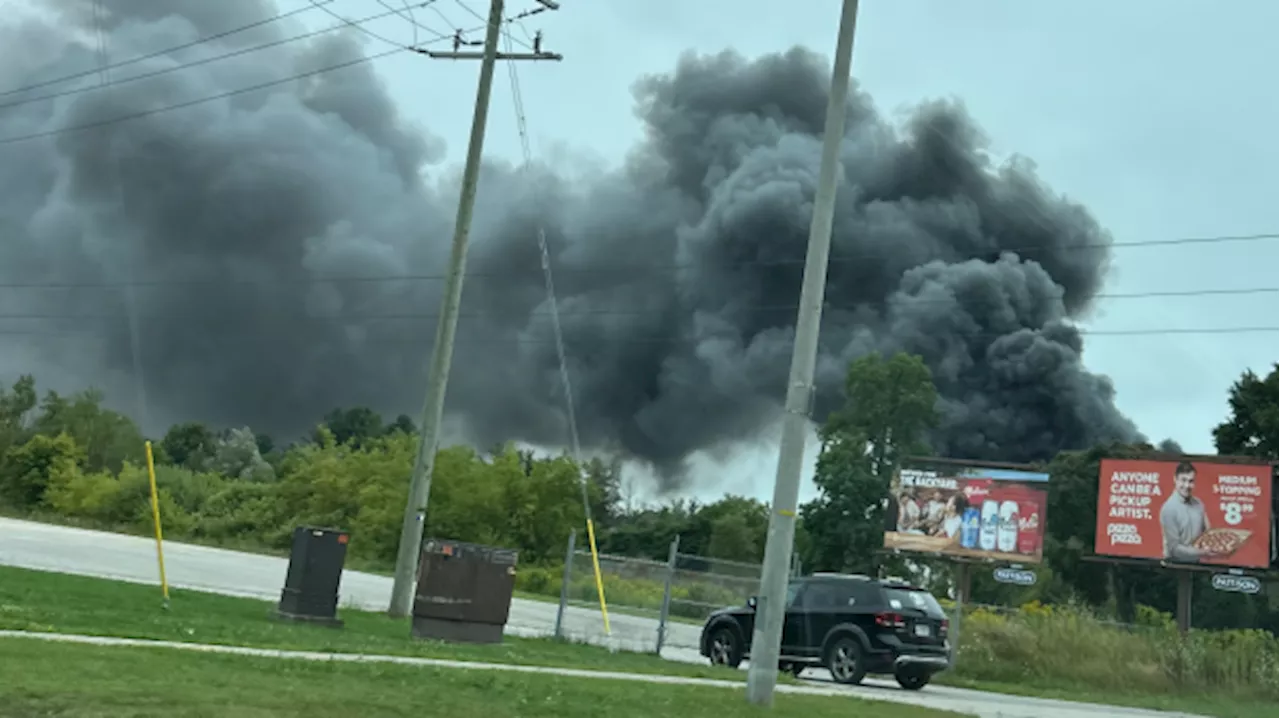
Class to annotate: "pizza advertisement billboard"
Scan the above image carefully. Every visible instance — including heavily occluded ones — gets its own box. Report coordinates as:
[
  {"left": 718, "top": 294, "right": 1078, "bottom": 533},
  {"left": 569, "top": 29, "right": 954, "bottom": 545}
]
[
  {"left": 884, "top": 460, "right": 1050, "bottom": 563},
  {"left": 1094, "top": 459, "right": 1275, "bottom": 569}
]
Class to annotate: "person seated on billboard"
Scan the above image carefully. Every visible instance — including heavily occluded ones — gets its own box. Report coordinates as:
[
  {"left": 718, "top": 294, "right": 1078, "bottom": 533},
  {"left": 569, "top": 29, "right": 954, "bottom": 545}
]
[
  {"left": 936, "top": 493, "right": 967, "bottom": 541},
  {"left": 1160, "top": 461, "right": 1223, "bottom": 562},
  {"left": 897, "top": 490, "right": 922, "bottom": 533},
  {"left": 924, "top": 489, "right": 947, "bottom": 533}
]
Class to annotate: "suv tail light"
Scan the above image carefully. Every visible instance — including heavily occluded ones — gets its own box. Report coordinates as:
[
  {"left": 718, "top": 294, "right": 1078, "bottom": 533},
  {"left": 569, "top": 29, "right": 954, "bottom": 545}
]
[
  {"left": 874, "top": 612, "right": 905, "bottom": 629},
  {"left": 940, "top": 619, "right": 949, "bottom": 637}
]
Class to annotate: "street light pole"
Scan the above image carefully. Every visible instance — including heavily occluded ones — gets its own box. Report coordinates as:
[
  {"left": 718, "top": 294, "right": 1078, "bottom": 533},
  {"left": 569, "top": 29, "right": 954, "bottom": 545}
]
[{"left": 744, "top": 0, "right": 861, "bottom": 706}]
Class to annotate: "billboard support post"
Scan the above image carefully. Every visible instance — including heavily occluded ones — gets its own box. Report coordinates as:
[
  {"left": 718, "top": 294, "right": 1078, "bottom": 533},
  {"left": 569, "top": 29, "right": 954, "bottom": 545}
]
[
  {"left": 950, "top": 561, "right": 971, "bottom": 665},
  {"left": 1176, "top": 570, "right": 1192, "bottom": 634}
]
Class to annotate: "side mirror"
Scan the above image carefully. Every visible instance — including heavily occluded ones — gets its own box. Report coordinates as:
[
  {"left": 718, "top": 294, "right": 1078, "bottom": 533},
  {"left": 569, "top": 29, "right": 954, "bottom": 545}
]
[{"left": 747, "top": 596, "right": 758, "bottom": 609}]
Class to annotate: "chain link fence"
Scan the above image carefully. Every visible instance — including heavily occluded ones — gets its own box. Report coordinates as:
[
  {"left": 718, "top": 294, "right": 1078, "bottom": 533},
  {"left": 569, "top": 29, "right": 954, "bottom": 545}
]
[{"left": 550, "top": 531, "right": 797, "bottom": 655}]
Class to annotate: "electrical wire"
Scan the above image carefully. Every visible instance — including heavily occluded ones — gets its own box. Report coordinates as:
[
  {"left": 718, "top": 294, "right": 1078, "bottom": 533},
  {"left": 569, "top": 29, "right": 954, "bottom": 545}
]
[
  {"left": 1, "top": 287, "right": 1275, "bottom": 322},
  {"left": 306, "top": 0, "right": 447, "bottom": 49},
  {"left": 0, "top": 46, "right": 407, "bottom": 147},
  {"left": 504, "top": 23, "right": 586, "bottom": 465},
  {"left": 0, "top": 3, "right": 444, "bottom": 114},
  {"left": 0, "top": 326, "right": 1274, "bottom": 341},
  {"left": 0, "top": 2, "right": 327, "bottom": 98},
  {"left": 453, "top": 0, "right": 535, "bottom": 50},
  {"left": 0, "top": 233, "right": 1273, "bottom": 289}
]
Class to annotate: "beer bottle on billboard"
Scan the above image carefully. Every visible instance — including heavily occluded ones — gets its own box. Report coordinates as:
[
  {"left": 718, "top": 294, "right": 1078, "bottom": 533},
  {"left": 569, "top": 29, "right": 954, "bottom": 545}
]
[
  {"left": 979, "top": 499, "right": 999, "bottom": 552},
  {"left": 997, "top": 499, "right": 1019, "bottom": 553}
]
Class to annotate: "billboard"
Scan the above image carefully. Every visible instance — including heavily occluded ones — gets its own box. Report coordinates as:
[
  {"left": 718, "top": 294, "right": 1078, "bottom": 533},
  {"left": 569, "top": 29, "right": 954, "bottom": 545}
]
[
  {"left": 1094, "top": 459, "right": 1275, "bottom": 569},
  {"left": 883, "top": 460, "right": 1050, "bottom": 563}
]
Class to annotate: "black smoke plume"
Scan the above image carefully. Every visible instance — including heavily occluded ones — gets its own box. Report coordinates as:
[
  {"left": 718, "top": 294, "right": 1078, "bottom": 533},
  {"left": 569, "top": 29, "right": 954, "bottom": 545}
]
[{"left": 0, "top": 1, "right": 1141, "bottom": 486}]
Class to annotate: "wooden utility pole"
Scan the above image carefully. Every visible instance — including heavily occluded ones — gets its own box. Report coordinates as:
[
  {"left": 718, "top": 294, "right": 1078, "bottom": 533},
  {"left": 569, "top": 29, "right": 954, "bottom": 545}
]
[{"left": 388, "top": 0, "right": 562, "bottom": 618}]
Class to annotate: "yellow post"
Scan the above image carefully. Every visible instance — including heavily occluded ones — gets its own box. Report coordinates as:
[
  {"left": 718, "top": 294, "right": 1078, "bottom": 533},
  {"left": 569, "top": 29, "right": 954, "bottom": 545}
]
[
  {"left": 144, "top": 441, "right": 170, "bottom": 607},
  {"left": 585, "top": 518, "right": 611, "bottom": 635}
]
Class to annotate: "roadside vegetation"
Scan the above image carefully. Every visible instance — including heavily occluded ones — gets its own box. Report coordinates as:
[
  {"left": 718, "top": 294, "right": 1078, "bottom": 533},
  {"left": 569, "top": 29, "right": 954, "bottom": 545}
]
[{"left": 0, "top": 359, "right": 1275, "bottom": 717}]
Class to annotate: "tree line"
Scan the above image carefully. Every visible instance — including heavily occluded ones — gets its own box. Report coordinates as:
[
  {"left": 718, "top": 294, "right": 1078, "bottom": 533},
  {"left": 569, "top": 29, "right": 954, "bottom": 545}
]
[{"left": 0, "top": 357, "right": 1274, "bottom": 631}]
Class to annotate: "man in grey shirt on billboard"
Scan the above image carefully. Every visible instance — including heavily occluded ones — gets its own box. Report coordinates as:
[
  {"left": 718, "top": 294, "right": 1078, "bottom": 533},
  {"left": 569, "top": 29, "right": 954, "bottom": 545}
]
[{"left": 1161, "top": 461, "right": 1211, "bottom": 562}]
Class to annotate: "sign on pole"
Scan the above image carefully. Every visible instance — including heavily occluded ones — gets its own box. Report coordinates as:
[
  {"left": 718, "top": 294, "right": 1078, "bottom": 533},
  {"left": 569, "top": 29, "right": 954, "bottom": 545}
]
[
  {"left": 884, "top": 459, "right": 1050, "bottom": 563},
  {"left": 993, "top": 566, "right": 1037, "bottom": 586},
  {"left": 1210, "top": 573, "right": 1262, "bottom": 595},
  {"left": 1094, "top": 458, "right": 1274, "bottom": 570}
]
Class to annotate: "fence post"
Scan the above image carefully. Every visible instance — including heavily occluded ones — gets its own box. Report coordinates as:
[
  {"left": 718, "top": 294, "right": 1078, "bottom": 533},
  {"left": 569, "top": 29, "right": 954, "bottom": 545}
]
[
  {"left": 554, "top": 529, "right": 576, "bottom": 640},
  {"left": 655, "top": 534, "right": 681, "bottom": 654}
]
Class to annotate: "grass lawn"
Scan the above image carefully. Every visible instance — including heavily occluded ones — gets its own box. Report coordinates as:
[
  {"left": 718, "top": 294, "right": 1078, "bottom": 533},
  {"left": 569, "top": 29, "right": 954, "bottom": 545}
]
[
  {"left": 0, "top": 565, "right": 732, "bottom": 681},
  {"left": 0, "top": 639, "right": 965, "bottom": 718},
  {"left": 936, "top": 675, "right": 1276, "bottom": 718}
]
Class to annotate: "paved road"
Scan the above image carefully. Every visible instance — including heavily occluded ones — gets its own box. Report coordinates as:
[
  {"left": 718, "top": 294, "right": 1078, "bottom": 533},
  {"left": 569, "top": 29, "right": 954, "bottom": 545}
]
[{"left": 0, "top": 517, "right": 1208, "bottom": 718}]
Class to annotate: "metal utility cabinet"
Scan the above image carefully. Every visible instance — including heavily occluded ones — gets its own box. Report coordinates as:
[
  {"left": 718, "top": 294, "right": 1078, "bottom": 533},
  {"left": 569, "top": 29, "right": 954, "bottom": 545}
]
[
  {"left": 412, "top": 539, "right": 519, "bottom": 644},
  {"left": 277, "top": 526, "right": 349, "bottom": 627}
]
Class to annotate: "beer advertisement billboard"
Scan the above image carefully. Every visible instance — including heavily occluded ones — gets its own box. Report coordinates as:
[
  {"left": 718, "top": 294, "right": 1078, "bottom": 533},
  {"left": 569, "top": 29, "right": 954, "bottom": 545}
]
[
  {"left": 1094, "top": 459, "right": 1274, "bottom": 569},
  {"left": 884, "top": 460, "right": 1050, "bottom": 563}
]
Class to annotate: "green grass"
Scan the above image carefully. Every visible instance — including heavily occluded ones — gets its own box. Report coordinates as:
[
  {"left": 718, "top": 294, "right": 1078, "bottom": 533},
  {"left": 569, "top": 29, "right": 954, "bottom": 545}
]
[
  {"left": 0, "top": 565, "right": 734, "bottom": 681},
  {"left": 937, "top": 675, "right": 1275, "bottom": 718},
  {"left": 0, "top": 639, "right": 965, "bottom": 718}
]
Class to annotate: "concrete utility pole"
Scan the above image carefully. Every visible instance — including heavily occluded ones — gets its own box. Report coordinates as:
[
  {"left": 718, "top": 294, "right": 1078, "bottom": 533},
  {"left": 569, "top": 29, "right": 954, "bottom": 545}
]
[
  {"left": 744, "top": 0, "right": 861, "bottom": 705},
  {"left": 388, "top": 0, "right": 562, "bottom": 618}
]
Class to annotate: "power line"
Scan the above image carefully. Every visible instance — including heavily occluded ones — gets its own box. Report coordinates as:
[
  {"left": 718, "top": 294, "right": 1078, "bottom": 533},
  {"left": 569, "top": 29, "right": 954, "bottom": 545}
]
[
  {"left": 1, "top": 326, "right": 1275, "bottom": 341},
  {"left": 1, "top": 286, "right": 1274, "bottom": 322},
  {"left": 305, "top": 0, "right": 447, "bottom": 50},
  {"left": 0, "top": 2, "right": 326, "bottom": 99},
  {"left": 0, "top": 3, "right": 443, "bottom": 114},
  {"left": 453, "top": 0, "right": 536, "bottom": 51},
  {"left": 373, "top": 0, "right": 428, "bottom": 46},
  {"left": 0, "top": 6, "right": 550, "bottom": 149},
  {"left": 0, "top": 45, "right": 406, "bottom": 147},
  {"left": 0, "top": 232, "right": 1273, "bottom": 290}
]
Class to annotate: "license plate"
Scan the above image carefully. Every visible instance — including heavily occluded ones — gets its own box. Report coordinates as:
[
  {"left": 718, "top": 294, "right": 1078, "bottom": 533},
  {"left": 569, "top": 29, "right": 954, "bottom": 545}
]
[{"left": 913, "top": 624, "right": 931, "bottom": 638}]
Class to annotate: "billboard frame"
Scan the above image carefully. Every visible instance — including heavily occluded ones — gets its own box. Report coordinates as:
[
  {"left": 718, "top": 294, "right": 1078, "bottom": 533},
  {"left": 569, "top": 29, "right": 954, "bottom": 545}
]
[
  {"left": 887, "top": 456, "right": 1050, "bottom": 564},
  {"left": 1087, "top": 454, "right": 1278, "bottom": 634}
]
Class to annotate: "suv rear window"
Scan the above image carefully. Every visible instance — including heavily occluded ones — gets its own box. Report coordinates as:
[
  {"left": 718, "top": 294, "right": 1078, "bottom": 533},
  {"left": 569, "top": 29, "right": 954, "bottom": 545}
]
[{"left": 882, "top": 587, "right": 946, "bottom": 618}]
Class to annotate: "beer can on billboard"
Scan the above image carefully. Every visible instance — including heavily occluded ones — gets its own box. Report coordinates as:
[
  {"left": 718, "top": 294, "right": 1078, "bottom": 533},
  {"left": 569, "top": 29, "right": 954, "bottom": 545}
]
[
  {"left": 1017, "top": 498, "right": 1041, "bottom": 555},
  {"left": 979, "top": 499, "right": 999, "bottom": 552},
  {"left": 961, "top": 507, "right": 981, "bottom": 548},
  {"left": 997, "top": 499, "right": 1020, "bottom": 553}
]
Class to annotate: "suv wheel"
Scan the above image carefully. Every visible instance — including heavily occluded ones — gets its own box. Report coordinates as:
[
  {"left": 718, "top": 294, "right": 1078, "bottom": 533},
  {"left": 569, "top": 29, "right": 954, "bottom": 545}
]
[
  {"left": 824, "top": 636, "right": 867, "bottom": 685},
  {"left": 894, "top": 669, "right": 930, "bottom": 691},
  {"left": 707, "top": 626, "right": 743, "bottom": 669}
]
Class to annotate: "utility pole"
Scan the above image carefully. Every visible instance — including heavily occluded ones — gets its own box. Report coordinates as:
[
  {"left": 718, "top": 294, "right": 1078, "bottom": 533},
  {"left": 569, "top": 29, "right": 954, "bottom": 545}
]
[
  {"left": 388, "top": 0, "right": 562, "bottom": 618},
  {"left": 744, "top": 0, "right": 861, "bottom": 706}
]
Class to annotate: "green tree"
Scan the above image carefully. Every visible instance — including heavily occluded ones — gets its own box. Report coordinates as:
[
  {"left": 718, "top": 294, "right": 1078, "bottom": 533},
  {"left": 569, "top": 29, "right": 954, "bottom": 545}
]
[
  {"left": 801, "top": 352, "right": 938, "bottom": 575},
  {"left": 31, "top": 389, "right": 143, "bottom": 473},
  {"left": 384, "top": 414, "right": 415, "bottom": 436},
  {"left": 583, "top": 456, "right": 624, "bottom": 529},
  {"left": 1212, "top": 364, "right": 1278, "bottom": 459},
  {"left": 0, "top": 375, "right": 36, "bottom": 457},
  {"left": 0, "top": 432, "right": 82, "bottom": 507},
  {"left": 316, "top": 407, "right": 384, "bottom": 448},
  {"left": 161, "top": 421, "right": 217, "bottom": 470}
]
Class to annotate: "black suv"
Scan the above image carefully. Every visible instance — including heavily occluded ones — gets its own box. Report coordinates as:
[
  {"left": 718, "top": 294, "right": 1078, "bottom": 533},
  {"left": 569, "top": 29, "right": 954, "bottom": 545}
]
[{"left": 698, "top": 574, "right": 950, "bottom": 690}]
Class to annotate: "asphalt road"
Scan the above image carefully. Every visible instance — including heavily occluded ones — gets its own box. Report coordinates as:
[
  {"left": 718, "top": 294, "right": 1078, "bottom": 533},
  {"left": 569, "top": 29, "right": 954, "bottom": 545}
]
[{"left": 0, "top": 517, "right": 1208, "bottom": 718}]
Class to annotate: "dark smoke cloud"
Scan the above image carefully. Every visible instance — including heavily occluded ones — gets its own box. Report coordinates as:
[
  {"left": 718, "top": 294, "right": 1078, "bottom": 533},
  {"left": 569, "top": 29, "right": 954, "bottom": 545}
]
[{"left": 0, "top": 2, "right": 1141, "bottom": 486}]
